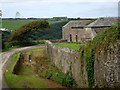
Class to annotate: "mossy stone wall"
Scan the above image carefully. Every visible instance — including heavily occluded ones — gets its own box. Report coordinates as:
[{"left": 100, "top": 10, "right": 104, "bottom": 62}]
[{"left": 46, "top": 40, "right": 120, "bottom": 88}]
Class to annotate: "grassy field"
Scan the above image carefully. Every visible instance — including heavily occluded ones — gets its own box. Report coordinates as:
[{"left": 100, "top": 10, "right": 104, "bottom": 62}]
[
  {"left": 4, "top": 47, "right": 76, "bottom": 88},
  {"left": 54, "top": 42, "right": 86, "bottom": 51},
  {"left": 2, "top": 18, "right": 66, "bottom": 31}
]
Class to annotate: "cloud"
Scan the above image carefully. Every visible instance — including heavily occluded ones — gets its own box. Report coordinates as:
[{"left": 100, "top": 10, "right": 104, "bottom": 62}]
[{"left": 1, "top": 1, "right": 118, "bottom": 18}]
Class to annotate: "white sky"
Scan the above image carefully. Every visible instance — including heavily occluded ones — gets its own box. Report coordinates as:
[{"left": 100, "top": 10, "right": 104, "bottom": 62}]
[
  {"left": 1, "top": 0, "right": 119, "bottom": 2},
  {"left": 1, "top": 0, "right": 119, "bottom": 18}
]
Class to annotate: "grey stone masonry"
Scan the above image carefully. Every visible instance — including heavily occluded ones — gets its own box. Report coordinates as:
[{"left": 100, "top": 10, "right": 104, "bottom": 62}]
[{"left": 46, "top": 40, "right": 120, "bottom": 88}]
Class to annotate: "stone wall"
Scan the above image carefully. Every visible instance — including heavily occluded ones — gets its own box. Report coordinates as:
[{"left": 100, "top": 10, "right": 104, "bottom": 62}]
[
  {"left": 62, "top": 27, "right": 70, "bottom": 42},
  {"left": 62, "top": 27, "right": 86, "bottom": 42},
  {"left": 94, "top": 41, "right": 120, "bottom": 88},
  {"left": 46, "top": 40, "right": 120, "bottom": 88},
  {"left": 70, "top": 28, "right": 85, "bottom": 42},
  {"left": 91, "top": 27, "right": 107, "bottom": 34},
  {"left": 62, "top": 26, "right": 99, "bottom": 43},
  {"left": 85, "top": 27, "right": 96, "bottom": 40},
  {"left": 46, "top": 40, "right": 88, "bottom": 87}
]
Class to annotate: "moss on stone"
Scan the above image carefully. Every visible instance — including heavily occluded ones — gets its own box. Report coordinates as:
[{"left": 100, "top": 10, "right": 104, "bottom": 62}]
[{"left": 81, "top": 23, "right": 120, "bottom": 87}]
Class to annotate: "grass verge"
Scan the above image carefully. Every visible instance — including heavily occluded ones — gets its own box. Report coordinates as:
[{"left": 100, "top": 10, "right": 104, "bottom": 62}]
[
  {"left": 4, "top": 47, "right": 76, "bottom": 88},
  {"left": 4, "top": 47, "right": 49, "bottom": 88}
]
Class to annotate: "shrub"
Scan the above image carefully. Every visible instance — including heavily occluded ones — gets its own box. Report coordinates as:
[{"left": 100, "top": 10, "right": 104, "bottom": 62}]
[
  {"left": 9, "top": 20, "right": 50, "bottom": 41},
  {"left": 46, "top": 71, "right": 77, "bottom": 88}
]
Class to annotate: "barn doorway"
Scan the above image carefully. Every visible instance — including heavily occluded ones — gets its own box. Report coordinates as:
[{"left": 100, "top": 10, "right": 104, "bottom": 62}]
[
  {"left": 70, "top": 34, "right": 72, "bottom": 42},
  {"left": 76, "top": 35, "right": 78, "bottom": 42}
]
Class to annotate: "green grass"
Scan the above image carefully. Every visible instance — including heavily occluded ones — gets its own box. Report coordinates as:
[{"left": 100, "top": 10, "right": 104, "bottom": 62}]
[
  {"left": 4, "top": 46, "right": 76, "bottom": 88},
  {"left": 2, "top": 19, "right": 67, "bottom": 31},
  {"left": 54, "top": 42, "right": 86, "bottom": 51},
  {"left": 4, "top": 47, "right": 50, "bottom": 88}
]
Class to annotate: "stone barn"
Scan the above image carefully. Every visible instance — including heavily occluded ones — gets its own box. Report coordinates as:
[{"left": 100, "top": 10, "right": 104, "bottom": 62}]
[
  {"left": 62, "top": 20, "right": 91, "bottom": 42},
  {"left": 62, "top": 17, "right": 118, "bottom": 42},
  {"left": 85, "top": 17, "right": 118, "bottom": 40}
]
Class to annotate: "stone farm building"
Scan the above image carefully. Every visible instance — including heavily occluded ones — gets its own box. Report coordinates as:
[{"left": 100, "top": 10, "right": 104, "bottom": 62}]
[{"left": 62, "top": 17, "right": 118, "bottom": 42}]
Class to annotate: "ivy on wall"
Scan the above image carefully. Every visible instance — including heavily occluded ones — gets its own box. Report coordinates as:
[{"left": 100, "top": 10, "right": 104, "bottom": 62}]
[
  {"left": 80, "top": 23, "right": 120, "bottom": 87},
  {"left": 85, "top": 48, "right": 95, "bottom": 87}
]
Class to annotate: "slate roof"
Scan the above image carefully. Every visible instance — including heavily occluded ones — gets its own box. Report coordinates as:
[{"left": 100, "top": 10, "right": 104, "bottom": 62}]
[
  {"left": 86, "top": 17, "right": 118, "bottom": 27},
  {"left": 63, "top": 20, "right": 91, "bottom": 28}
]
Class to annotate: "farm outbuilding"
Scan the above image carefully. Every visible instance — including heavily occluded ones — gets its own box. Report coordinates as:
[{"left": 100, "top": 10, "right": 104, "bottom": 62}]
[
  {"left": 62, "top": 17, "right": 118, "bottom": 43},
  {"left": 62, "top": 20, "right": 91, "bottom": 42}
]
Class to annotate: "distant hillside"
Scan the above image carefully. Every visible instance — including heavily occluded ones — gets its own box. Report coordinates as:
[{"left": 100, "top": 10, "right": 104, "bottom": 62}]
[
  {"left": 2, "top": 20, "right": 68, "bottom": 41},
  {"left": 2, "top": 18, "right": 67, "bottom": 31}
]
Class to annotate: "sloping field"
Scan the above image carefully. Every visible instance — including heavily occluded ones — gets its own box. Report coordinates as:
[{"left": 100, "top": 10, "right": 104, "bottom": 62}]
[{"left": 2, "top": 18, "right": 66, "bottom": 31}]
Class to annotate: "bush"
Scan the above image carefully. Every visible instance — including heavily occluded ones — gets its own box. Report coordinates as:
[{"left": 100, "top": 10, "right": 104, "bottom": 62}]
[
  {"left": 9, "top": 20, "right": 50, "bottom": 41},
  {"left": 34, "top": 54, "right": 77, "bottom": 88},
  {"left": 46, "top": 71, "right": 77, "bottom": 88}
]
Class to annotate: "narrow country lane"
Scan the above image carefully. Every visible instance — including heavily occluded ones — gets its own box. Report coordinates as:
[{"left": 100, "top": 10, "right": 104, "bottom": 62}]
[{"left": 0, "top": 44, "right": 45, "bottom": 89}]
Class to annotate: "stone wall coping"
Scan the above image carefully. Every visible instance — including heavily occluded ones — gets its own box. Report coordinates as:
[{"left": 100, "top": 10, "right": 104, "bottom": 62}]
[{"left": 46, "top": 40, "right": 79, "bottom": 53}]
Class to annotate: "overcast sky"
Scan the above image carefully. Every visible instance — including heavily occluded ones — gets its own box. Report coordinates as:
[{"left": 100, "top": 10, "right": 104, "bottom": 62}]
[{"left": 1, "top": 0, "right": 119, "bottom": 18}]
